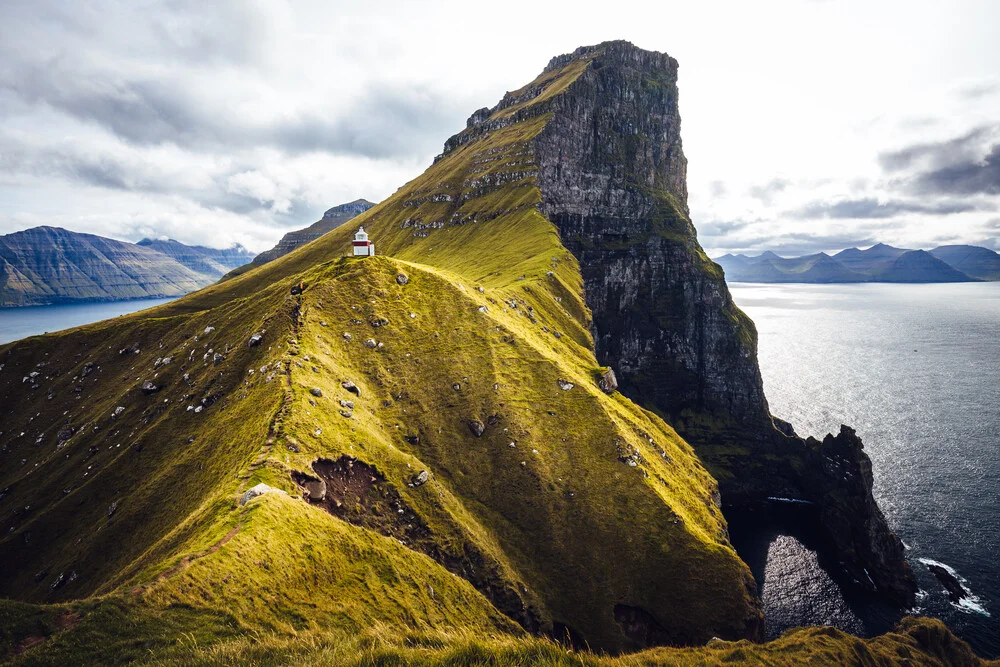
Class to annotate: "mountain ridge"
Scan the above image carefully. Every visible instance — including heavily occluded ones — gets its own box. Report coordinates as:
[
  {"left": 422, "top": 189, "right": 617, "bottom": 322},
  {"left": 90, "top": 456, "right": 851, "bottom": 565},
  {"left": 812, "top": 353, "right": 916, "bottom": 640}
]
[
  {"left": 0, "top": 40, "right": 989, "bottom": 664},
  {"left": 716, "top": 243, "right": 996, "bottom": 283},
  {"left": 0, "top": 226, "right": 255, "bottom": 307}
]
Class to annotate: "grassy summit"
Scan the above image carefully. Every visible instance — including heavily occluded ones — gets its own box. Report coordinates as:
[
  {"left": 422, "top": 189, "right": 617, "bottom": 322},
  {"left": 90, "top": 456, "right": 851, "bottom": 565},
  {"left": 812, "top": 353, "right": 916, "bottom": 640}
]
[{"left": 0, "top": 42, "right": 992, "bottom": 665}]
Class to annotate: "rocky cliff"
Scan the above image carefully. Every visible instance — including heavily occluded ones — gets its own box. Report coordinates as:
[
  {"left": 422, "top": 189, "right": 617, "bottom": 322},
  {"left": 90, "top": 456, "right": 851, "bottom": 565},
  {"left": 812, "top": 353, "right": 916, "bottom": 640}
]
[
  {"left": 444, "top": 40, "right": 916, "bottom": 605},
  {"left": 248, "top": 199, "right": 375, "bottom": 267}
]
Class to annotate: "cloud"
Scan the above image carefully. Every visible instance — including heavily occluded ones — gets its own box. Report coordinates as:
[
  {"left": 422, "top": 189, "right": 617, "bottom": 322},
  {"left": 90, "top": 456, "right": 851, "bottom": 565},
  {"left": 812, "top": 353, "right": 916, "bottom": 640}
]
[
  {"left": 792, "top": 197, "right": 981, "bottom": 219},
  {"left": 878, "top": 126, "right": 996, "bottom": 172},
  {"left": 959, "top": 82, "right": 999, "bottom": 100},
  {"left": 747, "top": 178, "right": 790, "bottom": 206},
  {"left": 910, "top": 143, "right": 1000, "bottom": 195}
]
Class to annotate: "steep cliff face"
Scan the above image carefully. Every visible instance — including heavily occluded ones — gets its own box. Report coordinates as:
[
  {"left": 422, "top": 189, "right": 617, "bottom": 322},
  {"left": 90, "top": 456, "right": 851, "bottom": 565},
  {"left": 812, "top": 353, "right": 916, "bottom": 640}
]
[
  {"left": 248, "top": 199, "right": 375, "bottom": 267},
  {"left": 532, "top": 44, "right": 770, "bottom": 427},
  {"left": 445, "top": 40, "right": 915, "bottom": 605}
]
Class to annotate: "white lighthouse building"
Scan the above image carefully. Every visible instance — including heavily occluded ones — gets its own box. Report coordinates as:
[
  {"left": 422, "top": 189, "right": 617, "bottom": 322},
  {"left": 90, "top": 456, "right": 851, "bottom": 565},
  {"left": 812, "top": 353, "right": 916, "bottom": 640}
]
[{"left": 352, "top": 227, "right": 374, "bottom": 257}]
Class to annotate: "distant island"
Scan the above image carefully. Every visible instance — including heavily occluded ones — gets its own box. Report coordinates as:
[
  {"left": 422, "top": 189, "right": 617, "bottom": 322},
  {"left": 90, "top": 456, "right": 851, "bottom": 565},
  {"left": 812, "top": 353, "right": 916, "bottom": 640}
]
[
  {"left": 715, "top": 243, "right": 1000, "bottom": 283},
  {"left": 0, "top": 226, "right": 255, "bottom": 307}
]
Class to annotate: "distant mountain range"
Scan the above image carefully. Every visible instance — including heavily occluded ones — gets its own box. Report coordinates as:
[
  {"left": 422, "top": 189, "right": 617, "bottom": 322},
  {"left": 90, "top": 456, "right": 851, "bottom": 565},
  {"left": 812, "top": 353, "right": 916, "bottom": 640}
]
[
  {"left": 0, "top": 226, "right": 255, "bottom": 307},
  {"left": 715, "top": 243, "right": 1000, "bottom": 283}
]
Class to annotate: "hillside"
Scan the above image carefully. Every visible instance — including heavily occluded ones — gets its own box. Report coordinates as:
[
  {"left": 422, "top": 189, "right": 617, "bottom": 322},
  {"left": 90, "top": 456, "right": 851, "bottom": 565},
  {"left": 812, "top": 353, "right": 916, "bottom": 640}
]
[
  {"left": 0, "top": 227, "right": 254, "bottom": 307},
  {"left": 243, "top": 199, "right": 376, "bottom": 270},
  {"left": 716, "top": 242, "right": 986, "bottom": 283},
  {"left": 931, "top": 245, "right": 1000, "bottom": 280},
  {"left": 0, "top": 41, "right": 988, "bottom": 664},
  {"left": 135, "top": 238, "right": 254, "bottom": 277}
]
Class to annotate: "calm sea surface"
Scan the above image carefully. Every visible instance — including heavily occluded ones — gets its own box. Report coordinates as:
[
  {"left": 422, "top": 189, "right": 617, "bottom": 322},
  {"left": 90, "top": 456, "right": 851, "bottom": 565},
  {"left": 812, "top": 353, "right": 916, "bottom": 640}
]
[
  {"left": 0, "top": 298, "right": 177, "bottom": 345},
  {"left": 728, "top": 282, "right": 1000, "bottom": 657}
]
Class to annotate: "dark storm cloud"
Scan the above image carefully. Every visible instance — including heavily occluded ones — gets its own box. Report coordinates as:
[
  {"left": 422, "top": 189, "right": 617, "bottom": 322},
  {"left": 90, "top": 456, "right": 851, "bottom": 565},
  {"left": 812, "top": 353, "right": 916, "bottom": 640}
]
[
  {"left": 0, "top": 1, "right": 459, "bottom": 162},
  {"left": 793, "top": 197, "right": 979, "bottom": 219},
  {"left": 877, "top": 126, "right": 996, "bottom": 172},
  {"left": 1, "top": 61, "right": 454, "bottom": 160},
  {"left": 911, "top": 143, "right": 1000, "bottom": 195}
]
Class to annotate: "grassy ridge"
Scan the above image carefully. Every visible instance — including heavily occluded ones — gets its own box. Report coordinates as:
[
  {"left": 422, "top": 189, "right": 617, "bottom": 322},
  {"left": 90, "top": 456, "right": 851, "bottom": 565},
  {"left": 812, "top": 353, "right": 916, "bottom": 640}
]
[{"left": 0, "top": 45, "right": 990, "bottom": 665}]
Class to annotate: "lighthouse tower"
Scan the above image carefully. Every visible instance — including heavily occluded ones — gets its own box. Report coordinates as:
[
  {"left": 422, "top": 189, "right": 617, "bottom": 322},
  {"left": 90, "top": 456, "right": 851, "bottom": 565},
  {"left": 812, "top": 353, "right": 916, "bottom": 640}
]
[{"left": 352, "top": 226, "right": 375, "bottom": 257}]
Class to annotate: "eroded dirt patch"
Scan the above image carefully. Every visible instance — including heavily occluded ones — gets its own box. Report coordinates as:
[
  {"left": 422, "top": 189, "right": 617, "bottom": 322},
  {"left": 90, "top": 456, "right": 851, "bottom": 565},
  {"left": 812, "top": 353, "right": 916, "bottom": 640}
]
[
  {"left": 291, "top": 456, "right": 541, "bottom": 632},
  {"left": 292, "top": 456, "right": 431, "bottom": 549}
]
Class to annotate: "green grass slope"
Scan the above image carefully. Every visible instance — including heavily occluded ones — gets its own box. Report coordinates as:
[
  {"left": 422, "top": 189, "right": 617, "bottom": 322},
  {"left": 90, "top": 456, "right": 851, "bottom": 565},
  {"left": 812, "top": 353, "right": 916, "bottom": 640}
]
[
  {"left": 0, "top": 44, "right": 989, "bottom": 665},
  {"left": 0, "top": 52, "right": 762, "bottom": 657}
]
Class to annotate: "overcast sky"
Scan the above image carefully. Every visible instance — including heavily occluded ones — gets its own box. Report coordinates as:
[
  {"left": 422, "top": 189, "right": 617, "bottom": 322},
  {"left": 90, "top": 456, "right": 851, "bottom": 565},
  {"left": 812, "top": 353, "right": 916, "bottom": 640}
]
[{"left": 1, "top": 0, "right": 998, "bottom": 256}]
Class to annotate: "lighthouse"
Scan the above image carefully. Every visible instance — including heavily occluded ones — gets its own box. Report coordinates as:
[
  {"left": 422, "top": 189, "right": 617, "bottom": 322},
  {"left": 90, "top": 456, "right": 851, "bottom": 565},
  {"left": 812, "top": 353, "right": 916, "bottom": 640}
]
[{"left": 352, "top": 226, "right": 375, "bottom": 257}]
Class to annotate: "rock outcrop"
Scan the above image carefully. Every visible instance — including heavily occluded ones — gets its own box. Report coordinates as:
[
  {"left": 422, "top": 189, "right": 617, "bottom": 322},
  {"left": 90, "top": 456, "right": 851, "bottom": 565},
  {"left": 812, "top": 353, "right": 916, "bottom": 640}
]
[{"left": 445, "top": 40, "right": 916, "bottom": 606}]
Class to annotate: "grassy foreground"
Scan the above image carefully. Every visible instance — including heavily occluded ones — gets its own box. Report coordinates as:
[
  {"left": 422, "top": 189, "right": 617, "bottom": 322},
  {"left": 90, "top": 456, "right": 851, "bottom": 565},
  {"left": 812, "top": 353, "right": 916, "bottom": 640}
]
[{"left": 1, "top": 597, "right": 991, "bottom": 666}]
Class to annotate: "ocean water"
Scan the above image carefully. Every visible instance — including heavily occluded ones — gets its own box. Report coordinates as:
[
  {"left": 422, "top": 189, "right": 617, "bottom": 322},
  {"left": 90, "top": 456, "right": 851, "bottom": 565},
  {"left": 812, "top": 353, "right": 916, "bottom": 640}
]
[
  {"left": 728, "top": 282, "right": 1000, "bottom": 657},
  {"left": 0, "top": 298, "right": 177, "bottom": 345}
]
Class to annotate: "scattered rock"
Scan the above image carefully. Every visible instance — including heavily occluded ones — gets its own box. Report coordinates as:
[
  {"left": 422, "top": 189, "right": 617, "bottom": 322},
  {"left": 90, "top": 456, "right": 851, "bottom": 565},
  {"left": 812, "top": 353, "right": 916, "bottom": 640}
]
[
  {"left": 339, "top": 410, "right": 353, "bottom": 418},
  {"left": 300, "top": 476, "right": 327, "bottom": 502},
  {"left": 309, "top": 387, "right": 323, "bottom": 398},
  {"left": 364, "top": 339, "right": 378, "bottom": 348},
  {"left": 204, "top": 326, "right": 216, "bottom": 334},
  {"left": 452, "top": 383, "right": 461, "bottom": 391},
  {"left": 598, "top": 368, "right": 618, "bottom": 394},
  {"left": 140, "top": 381, "right": 160, "bottom": 395},
  {"left": 248, "top": 332, "right": 264, "bottom": 348},
  {"left": 107, "top": 500, "right": 119, "bottom": 518},
  {"left": 212, "top": 352, "right": 225, "bottom": 365},
  {"left": 468, "top": 420, "right": 485, "bottom": 437},
  {"left": 557, "top": 379, "right": 574, "bottom": 391},
  {"left": 411, "top": 470, "right": 429, "bottom": 487},
  {"left": 240, "top": 483, "right": 287, "bottom": 506},
  {"left": 927, "top": 563, "right": 969, "bottom": 604},
  {"left": 342, "top": 381, "right": 360, "bottom": 396},
  {"left": 339, "top": 399, "right": 354, "bottom": 409},
  {"left": 478, "top": 305, "right": 488, "bottom": 313},
  {"left": 370, "top": 317, "right": 389, "bottom": 328},
  {"left": 396, "top": 273, "right": 409, "bottom": 285},
  {"left": 112, "top": 406, "right": 125, "bottom": 418},
  {"left": 343, "top": 332, "right": 352, "bottom": 341}
]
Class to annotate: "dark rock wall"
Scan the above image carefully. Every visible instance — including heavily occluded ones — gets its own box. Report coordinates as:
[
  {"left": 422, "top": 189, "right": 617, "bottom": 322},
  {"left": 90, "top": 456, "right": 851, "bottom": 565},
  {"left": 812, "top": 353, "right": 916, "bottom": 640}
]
[
  {"left": 533, "top": 41, "right": 770, "bottom": 428},
  {"left": 520, "top": 41, "right": 916, "bottom": 606}
]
